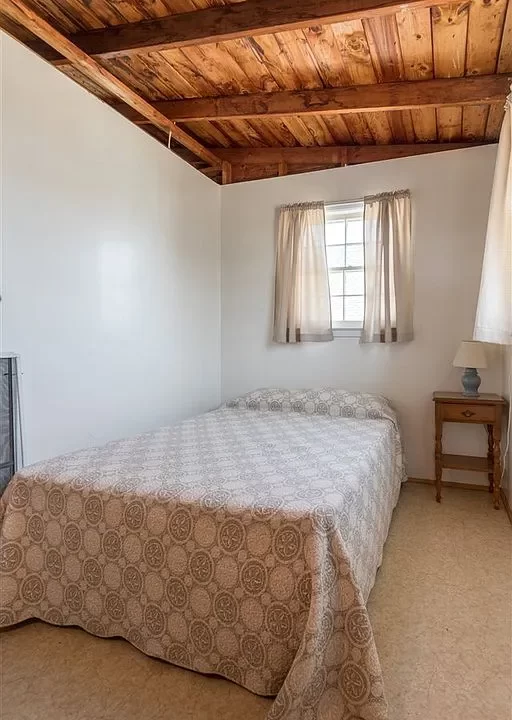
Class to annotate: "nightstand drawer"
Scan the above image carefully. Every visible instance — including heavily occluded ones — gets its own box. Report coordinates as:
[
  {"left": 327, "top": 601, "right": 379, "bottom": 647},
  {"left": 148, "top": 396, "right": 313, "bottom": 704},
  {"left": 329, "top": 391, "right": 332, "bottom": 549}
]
[{"left": 441, "top": 403, "right": 496, "bottom": 423}]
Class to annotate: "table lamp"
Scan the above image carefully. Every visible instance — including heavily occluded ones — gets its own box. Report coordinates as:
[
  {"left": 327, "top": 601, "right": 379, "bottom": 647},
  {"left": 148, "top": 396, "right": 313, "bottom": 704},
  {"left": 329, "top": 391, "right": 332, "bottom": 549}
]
[{"left": 453, "top": 341, "right": 488, "bottom": 396}]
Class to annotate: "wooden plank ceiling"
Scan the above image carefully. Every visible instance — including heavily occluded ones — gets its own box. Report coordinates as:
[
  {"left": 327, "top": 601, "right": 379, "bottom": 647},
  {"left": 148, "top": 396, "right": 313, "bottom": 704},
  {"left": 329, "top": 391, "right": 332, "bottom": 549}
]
[{"left": 1, "top": 0, "right": 511, "bottom": 184}]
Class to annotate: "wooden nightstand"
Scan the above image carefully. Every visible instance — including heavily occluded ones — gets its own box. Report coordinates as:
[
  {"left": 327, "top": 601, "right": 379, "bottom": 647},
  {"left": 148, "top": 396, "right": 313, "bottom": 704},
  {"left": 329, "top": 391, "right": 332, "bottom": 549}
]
[{"left": 433, "top": 392, "right": 508, "bottom": 509}]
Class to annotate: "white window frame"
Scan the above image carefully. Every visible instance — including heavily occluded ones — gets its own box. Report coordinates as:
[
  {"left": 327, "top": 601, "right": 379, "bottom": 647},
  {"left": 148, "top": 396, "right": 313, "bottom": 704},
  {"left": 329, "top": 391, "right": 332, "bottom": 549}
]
[{"left": 325, "top": 201, "right": 364, "bottom": 339}]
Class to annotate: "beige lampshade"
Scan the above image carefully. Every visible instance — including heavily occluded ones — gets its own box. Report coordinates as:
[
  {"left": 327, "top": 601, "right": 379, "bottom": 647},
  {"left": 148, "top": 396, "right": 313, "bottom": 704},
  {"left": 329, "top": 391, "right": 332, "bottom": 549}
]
[{"left": 453, "top": 341, "right": 488, "bottom": 369}]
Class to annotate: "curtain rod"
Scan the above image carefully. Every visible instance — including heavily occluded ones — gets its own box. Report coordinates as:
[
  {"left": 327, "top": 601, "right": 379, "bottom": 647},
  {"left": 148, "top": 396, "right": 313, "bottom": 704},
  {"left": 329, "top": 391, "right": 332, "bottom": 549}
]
[{"left": 325, "top": 189, "right": 410, "bottom": 207}]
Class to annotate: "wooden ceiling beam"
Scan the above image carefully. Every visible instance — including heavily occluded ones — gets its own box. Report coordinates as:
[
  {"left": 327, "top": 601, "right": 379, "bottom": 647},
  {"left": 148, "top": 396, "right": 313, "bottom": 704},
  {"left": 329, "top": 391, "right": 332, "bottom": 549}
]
[
  {"left": 216, "top": 143, "right": 489, "bottom": 169},
  {"left": 22, "top": 0, "right": 438, "bottom": 65},
  {"left": 114, "top": 75, "right": 512, "bottom": 123},
  {"left": 226, "top": 142, "right": 492, "bottom": 181},
  {"left": 1, "top": 0, "right": 223, "bottom": 169}
]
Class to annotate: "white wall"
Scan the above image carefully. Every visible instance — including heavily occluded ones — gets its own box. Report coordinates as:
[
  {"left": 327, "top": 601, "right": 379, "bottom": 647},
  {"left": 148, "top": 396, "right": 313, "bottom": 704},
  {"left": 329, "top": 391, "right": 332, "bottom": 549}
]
[
  {"left": 221, "top": 146, "right": 503, "bottom": 483},
  {"left": 1, "top": 31, "right": 504, "bottom": 487},
  {"left": 0, "top": 33, "right": 221, "bottom": 465}
]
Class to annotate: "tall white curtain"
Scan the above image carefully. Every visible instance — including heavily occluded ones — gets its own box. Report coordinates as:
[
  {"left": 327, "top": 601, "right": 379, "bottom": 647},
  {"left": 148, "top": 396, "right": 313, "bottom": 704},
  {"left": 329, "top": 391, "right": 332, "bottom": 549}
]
[
  {"left": 361, "top": 190, "right": 413, "bottom": 344},
  {"left": 473, "top": 94, "right": 512, "bottom": 345},
  {"left": 273, "top": 202, "right": 333, "bottom": 343}
]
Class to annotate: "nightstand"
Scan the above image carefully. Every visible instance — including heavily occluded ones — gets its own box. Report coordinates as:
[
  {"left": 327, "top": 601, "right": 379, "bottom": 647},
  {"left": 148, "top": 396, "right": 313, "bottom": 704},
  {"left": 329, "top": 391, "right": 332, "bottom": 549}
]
[{"left": 433, "top": 392, "right": 508, "bottom": 509}]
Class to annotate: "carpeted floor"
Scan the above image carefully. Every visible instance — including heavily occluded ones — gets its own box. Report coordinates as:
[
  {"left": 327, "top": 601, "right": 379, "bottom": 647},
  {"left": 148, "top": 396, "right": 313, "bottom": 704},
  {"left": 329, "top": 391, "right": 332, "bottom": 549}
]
[{"left": 1, "top": 483, "right": 511, "bottom": 720}]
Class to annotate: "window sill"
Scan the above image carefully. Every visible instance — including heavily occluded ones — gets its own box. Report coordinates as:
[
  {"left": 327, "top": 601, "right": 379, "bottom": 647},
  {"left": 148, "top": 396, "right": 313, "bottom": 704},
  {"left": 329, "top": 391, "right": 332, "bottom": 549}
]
[{"left": 333, "top": 327, "right": 362, "bottom": 339}]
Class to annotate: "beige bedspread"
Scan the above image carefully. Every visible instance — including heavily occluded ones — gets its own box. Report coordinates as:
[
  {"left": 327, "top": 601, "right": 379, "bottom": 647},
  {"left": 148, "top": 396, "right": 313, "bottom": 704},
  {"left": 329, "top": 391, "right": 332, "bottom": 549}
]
[{"left": 0, "top": 388, "right": 405, "bottom": 720}]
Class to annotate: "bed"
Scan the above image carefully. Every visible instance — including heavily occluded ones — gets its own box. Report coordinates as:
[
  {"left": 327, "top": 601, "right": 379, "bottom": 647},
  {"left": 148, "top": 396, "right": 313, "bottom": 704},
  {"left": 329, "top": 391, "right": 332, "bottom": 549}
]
[{"left": 0, "top": 388, "right": 405, "bottom": 720}]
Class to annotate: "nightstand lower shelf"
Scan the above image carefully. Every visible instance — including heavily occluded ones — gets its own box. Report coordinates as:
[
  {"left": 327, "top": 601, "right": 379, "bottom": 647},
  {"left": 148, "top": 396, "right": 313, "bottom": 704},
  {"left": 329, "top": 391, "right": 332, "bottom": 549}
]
[{"left": 441, "top": 454, "right": 491, "bottom": 472}]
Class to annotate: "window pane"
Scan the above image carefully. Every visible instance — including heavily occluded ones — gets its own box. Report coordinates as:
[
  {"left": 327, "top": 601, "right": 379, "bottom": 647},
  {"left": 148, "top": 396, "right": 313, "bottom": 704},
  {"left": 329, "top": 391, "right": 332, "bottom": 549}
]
[
  {"left": 345, "top": 270, "right": 364, "bottom": 294},
  {"left": 329, "top": 271, "right": 343, "bottom": 295},
  {"left": 345, "top": 243, "right": 363, "bottom": 268},
  {"left": 346, "top": 219, "right": 363, "bottom": 244},
  {"left": 327, "top": 205, "right": 365, "bottom": 327},
  {"left": 330, "top": 296, "right": 344, "bottom": 322},
  {"left": 326, "top": 220, "right": 345, "bottom": 246},
  {"left": 344, "top": 296, "right": 364, "bottom": 321},
  {"left": 326, "top": 245, "right": 344, "bottom": 268}
]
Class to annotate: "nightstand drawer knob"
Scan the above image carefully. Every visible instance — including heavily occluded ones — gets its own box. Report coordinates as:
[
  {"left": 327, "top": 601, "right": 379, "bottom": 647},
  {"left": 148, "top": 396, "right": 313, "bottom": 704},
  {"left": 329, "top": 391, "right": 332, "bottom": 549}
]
[{"left": 462, "top": 410, "right": 475, "bottom": 418}]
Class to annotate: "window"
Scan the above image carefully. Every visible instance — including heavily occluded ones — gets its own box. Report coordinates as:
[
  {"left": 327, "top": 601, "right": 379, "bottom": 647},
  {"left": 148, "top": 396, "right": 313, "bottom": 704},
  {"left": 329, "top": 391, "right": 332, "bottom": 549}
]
[{"left": 325, "top": 201, "right": 365, "bottom": 334}]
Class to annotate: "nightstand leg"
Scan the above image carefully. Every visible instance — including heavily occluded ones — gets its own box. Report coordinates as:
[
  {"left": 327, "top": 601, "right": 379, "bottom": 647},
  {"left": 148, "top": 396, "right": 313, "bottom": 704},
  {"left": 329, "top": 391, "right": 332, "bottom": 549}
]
[
  {"left": 492, "top": 426, "right": 501, "bottom": 510},
  {"left": 486, "top": 424, "right": 494, "bottom": 494},
  {"left": 435, "top": 419, "right": 442, "bottom": 503}
]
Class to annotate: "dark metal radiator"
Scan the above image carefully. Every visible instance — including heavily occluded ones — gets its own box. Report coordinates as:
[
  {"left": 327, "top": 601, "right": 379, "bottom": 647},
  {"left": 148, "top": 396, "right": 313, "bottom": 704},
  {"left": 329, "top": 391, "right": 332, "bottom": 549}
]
[{"left": 0, "top": 355, "right": 21, "bottom": 495}]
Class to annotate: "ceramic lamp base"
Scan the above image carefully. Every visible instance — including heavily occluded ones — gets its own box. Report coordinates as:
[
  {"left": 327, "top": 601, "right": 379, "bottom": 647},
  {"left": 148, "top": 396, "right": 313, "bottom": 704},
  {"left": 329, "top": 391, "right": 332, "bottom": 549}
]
[{"left": 461, "top": 367, "right": 481, "bottom": 397}]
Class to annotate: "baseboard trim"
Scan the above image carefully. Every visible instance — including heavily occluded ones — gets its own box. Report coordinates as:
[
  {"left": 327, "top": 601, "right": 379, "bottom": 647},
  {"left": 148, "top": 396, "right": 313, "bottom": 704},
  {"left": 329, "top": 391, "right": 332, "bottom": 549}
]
[
  {"left": 407, "top": 477, "right": 512, "bottom": 526},
  {"left": 501, "top": 489, "right": 512, "bottom": 526}
]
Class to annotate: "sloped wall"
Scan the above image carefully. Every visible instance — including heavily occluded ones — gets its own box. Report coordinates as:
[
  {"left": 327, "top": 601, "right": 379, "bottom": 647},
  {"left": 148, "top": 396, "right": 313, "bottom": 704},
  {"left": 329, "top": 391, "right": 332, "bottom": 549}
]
[{"left": 1, "top": 33, "right": 221, "bottom": 463}]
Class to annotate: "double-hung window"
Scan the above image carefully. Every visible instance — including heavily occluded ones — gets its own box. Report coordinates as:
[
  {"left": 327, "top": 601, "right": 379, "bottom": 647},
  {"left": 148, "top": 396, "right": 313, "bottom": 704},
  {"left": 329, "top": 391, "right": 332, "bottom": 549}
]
[{"left": 325, "top": 201, "right": 365, "bottom": 336}]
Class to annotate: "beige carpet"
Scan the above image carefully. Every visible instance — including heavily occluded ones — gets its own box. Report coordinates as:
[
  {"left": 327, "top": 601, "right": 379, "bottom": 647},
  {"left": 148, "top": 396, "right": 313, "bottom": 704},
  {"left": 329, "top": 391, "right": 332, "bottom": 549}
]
[{"left": 1, "top": 483, "right": 511, "bottom": 720}]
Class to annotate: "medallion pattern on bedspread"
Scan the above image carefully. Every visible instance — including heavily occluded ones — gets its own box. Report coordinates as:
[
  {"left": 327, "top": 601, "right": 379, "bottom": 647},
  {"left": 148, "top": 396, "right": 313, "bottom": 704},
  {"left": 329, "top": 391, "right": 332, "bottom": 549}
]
[{"left": 0, "top": 389, "right": 404, "bottom": 720}]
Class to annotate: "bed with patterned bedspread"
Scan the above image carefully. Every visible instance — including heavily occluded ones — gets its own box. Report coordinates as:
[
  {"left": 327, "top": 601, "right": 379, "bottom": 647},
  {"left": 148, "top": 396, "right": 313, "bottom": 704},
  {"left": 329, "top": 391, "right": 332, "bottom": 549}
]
[{"left": 0, "top": 388, "right": 405, "bottom": 720}]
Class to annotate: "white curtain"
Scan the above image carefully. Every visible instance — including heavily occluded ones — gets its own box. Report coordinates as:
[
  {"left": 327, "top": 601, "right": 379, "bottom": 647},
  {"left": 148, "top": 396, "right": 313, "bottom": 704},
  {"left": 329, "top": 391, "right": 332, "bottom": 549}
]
[
  {"left": 273, "top": 202, "right": 333, "bottom": 343},
  {"left": 361, "top": 190, "right": 413, "bottom": 344},
  {"left": 473, "top": 94, "right": 512, "bottom": 345}
]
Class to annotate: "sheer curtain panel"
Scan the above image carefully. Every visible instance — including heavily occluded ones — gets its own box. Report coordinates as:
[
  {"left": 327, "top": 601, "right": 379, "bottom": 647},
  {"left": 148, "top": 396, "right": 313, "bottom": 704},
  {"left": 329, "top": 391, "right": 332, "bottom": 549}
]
[
  {"left": 473, "top": 92, "right": 512, "bottom": 346},
  {"left": 361, "top": 190, "right": 413, "bottom": 344},
  {"left": 273, "top": 202, "right": 333, "bottom": 343}
]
